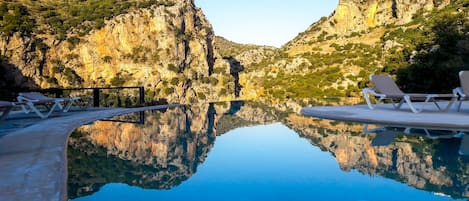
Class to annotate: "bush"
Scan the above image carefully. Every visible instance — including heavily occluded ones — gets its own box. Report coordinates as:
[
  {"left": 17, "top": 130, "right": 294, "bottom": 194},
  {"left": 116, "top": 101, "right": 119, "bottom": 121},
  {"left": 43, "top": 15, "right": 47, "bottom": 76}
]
[
  {"left": 197, "top": 92, "right": 206, "bottom": 100},
  {"left": 170, "top": 77, "right": 179, "bottom": 85},
  {"left": 167, "top": 64, "right": 179, "bottom": 73},
  {"left": 164, "top": 87, "right": 174, "bottom": 95}
]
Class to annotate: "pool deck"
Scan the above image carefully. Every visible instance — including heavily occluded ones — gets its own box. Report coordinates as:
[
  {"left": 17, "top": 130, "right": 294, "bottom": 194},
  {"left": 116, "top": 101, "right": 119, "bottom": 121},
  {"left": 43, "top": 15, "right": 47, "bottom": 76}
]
[
  {"left": 0, "top": 104, "right": 181, "bottom": 201},
  {"left": 301, "top": 101, "right": 469, "bottom": 129}
]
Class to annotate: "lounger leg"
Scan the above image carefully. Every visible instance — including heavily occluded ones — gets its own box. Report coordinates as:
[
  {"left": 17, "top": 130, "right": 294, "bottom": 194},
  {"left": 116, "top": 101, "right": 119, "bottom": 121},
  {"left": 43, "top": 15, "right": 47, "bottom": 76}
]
[
  {"left": 0, "top": 107, "right": 12, "bottom": 120},
  {"left": 390, "top": 99, "right": 405, "bottom": 109},
  {"left": 363, "top": 90, "right": 376, "bottom": 110},
  {"left": 404, "top": 95, "right": 422, "bottom": 113},
  {"left": 28, "top": 102, "right": 61, "bottom": 119},
  {"left": 442, "top": 97, "right": 457, "bottom": 112},
  {"left": 432, "top": 99, "right": 443, "bottom": 111},
  {"left": 62, "top": 100, "right": 74, "bottom": 112},
  {"left": 20, "top": 103, "right": 32, "bottom": 114}
]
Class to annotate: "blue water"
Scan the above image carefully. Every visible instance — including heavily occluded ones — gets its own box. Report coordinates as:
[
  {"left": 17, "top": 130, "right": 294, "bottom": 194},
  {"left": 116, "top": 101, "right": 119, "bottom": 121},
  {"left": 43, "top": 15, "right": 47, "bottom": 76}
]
[{"left": 71, "top": 123, "right": 460, "bottom": 201}]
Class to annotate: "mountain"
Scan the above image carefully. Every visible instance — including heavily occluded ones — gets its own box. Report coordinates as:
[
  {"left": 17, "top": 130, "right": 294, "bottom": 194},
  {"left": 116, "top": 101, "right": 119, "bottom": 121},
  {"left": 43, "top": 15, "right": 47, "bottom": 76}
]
[
  {"left": 0, "top": 0, "right": 467, "bottom": 103},
  {"left": 0, "top": 0, "right": 240, "bottom": 103},
  {"left": 239, "top": 0, "right": 467, "bottom": 101}
]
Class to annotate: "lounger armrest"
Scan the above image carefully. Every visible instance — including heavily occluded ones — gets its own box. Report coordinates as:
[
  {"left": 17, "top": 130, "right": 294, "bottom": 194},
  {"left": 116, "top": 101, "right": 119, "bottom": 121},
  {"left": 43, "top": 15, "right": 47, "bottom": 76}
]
[
  {"left": 453, "top": 87, "right": 465, "bottom": 99},
  {"left": 363, "top": 88, "right": 385, "bottom": 98},
  {"left": 16, "top": 96, "right": 40, "bottom": 103}
]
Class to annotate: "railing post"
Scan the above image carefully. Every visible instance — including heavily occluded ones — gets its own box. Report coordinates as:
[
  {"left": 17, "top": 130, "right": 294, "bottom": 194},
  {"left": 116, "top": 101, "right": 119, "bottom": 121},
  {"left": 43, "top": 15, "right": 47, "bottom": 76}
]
[
  {"left": 139, "top": 87, "right": 145, "bottom": 106},
  {"left": 139, "top": 111, "right": 145, "bottom": 124},
  {"left": 54, "top": 88, "right": 63, "bottom": 98},
  {"left": 93, "top": 88, "right": 100, "bottom": 107}
]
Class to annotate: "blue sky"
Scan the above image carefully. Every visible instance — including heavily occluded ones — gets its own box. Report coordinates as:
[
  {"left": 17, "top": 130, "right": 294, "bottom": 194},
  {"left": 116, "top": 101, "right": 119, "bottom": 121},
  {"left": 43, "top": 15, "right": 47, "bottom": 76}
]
[{"left": 195, "top": 0, "right": 339, "bottom": 47}]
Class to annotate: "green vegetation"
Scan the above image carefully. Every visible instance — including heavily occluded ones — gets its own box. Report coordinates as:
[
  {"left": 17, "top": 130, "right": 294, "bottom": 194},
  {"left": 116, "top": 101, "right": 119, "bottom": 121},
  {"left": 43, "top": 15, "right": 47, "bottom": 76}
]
[
  {"left": 164, "top": 87, "right": 175, "bottom": 95},
  {"left": 170, "top": 77, "right": 179, "bottom": 85},
  {"left": 167, "top": 64, "right": 179, "bottom": 73},
  {"left": 261, "top": 67, "right": 348, "bottom": 99},
  {"left": 214, "top": 36, "right": 273, "bottom": 57},
  {"left": 0, "top": 0, "right": 173, "bottom": 40},
  {"left": 110, "top": 73, "right": 131, "bottom": 87},
  {"left": 249, "top": 41, "right": 382, "bottom": 98},
  {"left": 197, "top": 92, "right": 206, "bottom": 100},
  {"left": 123, "top": 46, "right": 152, "bottom": 63},
  {"left": 383, "top": 0, "right": 469, "bottom": 93}
]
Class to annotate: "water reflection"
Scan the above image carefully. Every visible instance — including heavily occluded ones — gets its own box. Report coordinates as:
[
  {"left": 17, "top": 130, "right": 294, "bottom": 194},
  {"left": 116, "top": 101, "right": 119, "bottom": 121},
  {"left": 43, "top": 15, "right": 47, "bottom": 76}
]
[
  {"left": 67, "top": 101, "right": 468, "bottom": 200},
  {"left": 363, "top": 124, "right": 468, "bottom": 154}
]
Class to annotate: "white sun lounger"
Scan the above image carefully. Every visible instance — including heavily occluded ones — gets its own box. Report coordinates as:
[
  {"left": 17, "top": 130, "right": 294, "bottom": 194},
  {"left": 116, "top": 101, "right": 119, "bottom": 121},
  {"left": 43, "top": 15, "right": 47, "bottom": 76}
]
[
  {"left": 363, "top": 75, "right": 457, "bottom": 113},
  {"left": 452, "top": 71, "right": 469, "bottom": 111},
  {"left": 16, "top": 92, "right": 90, "bottom": 119}
]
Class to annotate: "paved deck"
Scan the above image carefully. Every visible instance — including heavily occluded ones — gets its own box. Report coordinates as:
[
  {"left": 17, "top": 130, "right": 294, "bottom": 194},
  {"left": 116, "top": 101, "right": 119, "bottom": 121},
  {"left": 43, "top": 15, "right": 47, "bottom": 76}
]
[
  {"left": 0, "top": 104, "right": 181, "bottom": 201},
  {"left": 301, "top": 101, "right": 469, "bottom": 129}
]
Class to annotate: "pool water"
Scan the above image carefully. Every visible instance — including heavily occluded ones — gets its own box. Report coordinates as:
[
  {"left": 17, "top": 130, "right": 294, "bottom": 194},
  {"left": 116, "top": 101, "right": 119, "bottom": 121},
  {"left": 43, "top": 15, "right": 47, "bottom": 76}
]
[{"left": 67, "top": 102, "right": 468, "bottom": 201}]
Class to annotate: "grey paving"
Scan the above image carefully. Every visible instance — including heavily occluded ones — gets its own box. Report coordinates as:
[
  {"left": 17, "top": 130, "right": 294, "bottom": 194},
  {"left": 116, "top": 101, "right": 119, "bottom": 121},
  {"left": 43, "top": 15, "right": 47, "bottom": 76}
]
[
  {"left": 0, "top": 104, "right": 181, "bottom": 201},
  {"left": 301, "top": 101, "right": 469, "bottom": 129}
]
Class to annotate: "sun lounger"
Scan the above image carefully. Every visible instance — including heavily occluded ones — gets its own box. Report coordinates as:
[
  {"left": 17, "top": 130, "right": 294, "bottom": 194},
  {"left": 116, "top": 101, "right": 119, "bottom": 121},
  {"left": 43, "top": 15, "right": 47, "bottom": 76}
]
[
  {"left": 452, "top": 71, "right": 469, "bottom": 111},
  {"left": 0, "top": 101, "right": 14, "bottom": 120},
  {"left": 363, "top": 124, "right": 464, "bottom": 146},
  {"left": 363, "top": 125, "right": 399, "bottom": 146},
  {"left": 363, "top": 74, "right": 457, "bottom": 113},
  {"left": 16, "top": 92, "right": 69, "bottom": 119}
]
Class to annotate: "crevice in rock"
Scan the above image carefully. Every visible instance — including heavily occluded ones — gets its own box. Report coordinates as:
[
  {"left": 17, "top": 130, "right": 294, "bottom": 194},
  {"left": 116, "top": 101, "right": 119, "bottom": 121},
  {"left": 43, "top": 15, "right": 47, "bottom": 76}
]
[
  {"left": 391, "top": 0, "right": 398, "bottom": 18},
  {"left": 223, "top": 56, "right": 244, "bottom": 97}
]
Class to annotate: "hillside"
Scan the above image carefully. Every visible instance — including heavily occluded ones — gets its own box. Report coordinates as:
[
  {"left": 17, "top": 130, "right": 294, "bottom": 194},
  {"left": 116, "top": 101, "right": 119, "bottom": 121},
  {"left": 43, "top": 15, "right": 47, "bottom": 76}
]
[
  {"left": 0, "top": 0, "right": 241, "bottom": 103},
  {"left": 239, "top": 0, "right": 468, "bottom": 101},
  {"left": 0, "top": 0, "right": 467, "bottom": 103}
]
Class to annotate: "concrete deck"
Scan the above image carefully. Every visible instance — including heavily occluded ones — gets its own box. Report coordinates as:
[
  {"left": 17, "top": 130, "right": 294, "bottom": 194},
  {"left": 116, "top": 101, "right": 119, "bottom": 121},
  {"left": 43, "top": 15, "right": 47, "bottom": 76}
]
[
  {"left": 0, "top": 104, "right": 181, "bottom": 201},
  {"left": 301, "top": 101, "right": 469, "bottom": 129}
]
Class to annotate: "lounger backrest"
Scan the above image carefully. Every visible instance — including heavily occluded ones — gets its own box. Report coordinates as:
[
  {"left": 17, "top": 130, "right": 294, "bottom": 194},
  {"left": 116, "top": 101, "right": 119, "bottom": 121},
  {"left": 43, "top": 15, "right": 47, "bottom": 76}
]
[
  {"left": 19, "top": 92, "right": 53, "bottom": 101},
  {"left": 459, "top": 71, "right": 469, "bottom": 96},
  {"left": 370, "top": 75, "right": 405, "bottom": 96}
]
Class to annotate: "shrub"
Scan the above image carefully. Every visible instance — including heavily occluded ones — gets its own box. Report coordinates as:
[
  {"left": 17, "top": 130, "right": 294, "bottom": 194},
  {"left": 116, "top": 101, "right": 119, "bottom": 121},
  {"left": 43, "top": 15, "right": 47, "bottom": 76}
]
[
  {"left": 167, "top": 64, "right": 179, "bottom": 73},
  {"left": 197, "top": 92, "right": 206, "bottom": 100},
  {"left": 164, "top": 87, "right": 175, "bottom": 95},
  {"left": 170, "top": 77, "right": 179, "bottom": 85}
]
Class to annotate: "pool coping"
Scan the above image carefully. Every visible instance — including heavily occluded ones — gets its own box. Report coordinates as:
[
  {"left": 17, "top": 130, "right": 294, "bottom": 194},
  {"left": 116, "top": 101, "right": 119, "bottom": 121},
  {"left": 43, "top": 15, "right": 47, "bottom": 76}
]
[
  {"left": 301, "top": 101, "right": 469, "bottom": 130},
  {"left": 0, "top": 104, "right": 182, "bottom": 201}
]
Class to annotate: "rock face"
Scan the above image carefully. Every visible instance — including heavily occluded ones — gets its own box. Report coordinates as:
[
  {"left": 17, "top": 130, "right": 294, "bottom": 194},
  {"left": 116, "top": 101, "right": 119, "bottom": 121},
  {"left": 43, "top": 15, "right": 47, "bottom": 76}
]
[
  {"left": 292, "top": 0, "right": 449, "bottom": 42},
  {"left": 0, "top": 0, "right": 237, "bottom": 103}
]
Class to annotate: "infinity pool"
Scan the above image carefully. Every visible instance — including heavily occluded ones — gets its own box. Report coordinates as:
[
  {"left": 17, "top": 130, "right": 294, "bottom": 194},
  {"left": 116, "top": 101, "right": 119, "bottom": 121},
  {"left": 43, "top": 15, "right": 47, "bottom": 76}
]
[{"left": 67, "top": 102, "right": 468, "bottom": 201}]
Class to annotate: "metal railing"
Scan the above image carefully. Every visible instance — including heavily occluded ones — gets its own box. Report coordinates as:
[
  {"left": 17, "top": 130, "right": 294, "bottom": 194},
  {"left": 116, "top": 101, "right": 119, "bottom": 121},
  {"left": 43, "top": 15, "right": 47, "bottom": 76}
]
[{"left": 41, "top": 86, "right": 145, "bottom": 108}]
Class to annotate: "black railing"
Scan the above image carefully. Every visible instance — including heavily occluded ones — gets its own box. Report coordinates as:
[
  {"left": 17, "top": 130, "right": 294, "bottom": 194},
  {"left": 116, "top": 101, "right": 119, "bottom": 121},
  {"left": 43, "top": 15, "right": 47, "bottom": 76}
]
[{"left": 41, "top": 86, "right": 145, "bottom": 108}]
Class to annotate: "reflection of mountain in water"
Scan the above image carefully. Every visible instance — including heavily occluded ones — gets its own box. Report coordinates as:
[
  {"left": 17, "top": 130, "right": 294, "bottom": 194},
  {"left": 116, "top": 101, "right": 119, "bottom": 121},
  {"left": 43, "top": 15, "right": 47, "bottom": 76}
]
[
  {"left": 67, "top": 101, "right": 469, "bottom": 200},
  {"left": 68, "top": 104, "right": 218, "bottom": 199},
  {"left": 285, "top": 115, "right": 469, "bottom": 199}
]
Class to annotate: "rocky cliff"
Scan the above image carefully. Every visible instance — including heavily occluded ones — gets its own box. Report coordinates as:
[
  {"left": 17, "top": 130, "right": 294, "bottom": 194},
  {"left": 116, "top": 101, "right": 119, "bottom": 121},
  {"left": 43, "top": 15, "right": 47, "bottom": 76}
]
[
  {"left": 239, "top": 0, "right": 466, "bottom": 101},
  {"left": 286, "top": 0, "right": 451, "bottom": 49},
  {"left": 0, "top": 0, "right": 240, "bottom": 103}
]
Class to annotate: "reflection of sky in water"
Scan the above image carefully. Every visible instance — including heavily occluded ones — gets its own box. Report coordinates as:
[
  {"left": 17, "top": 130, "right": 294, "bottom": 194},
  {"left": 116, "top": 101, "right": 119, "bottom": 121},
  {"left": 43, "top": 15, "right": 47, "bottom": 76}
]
[{"left": 72, "top": 123, "right": 462, "bottom": 201}]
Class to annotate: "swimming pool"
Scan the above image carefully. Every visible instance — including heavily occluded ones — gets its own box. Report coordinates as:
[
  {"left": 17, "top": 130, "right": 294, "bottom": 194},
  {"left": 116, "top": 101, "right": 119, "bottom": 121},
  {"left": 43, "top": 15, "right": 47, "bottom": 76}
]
[{"left": 67, "top": 101, "right": 468, "bottom": 201}]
